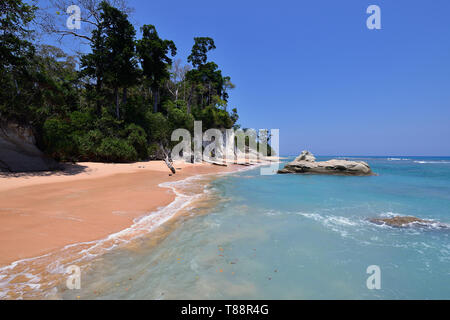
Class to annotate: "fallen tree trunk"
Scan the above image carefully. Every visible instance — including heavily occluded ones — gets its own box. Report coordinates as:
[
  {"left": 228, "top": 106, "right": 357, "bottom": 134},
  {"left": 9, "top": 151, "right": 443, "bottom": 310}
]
[
  {"left": 159, "top": 143, "right": 176, "bottom": 174},
  {"left": 164, "top": 155, "right": 176, "bottom": 174}
]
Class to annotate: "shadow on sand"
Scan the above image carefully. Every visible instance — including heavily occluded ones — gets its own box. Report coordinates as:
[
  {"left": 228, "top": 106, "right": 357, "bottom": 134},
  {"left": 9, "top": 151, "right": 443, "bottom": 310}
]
[{"left": 0, "top": 163, "right": 90, "bottom": 179}]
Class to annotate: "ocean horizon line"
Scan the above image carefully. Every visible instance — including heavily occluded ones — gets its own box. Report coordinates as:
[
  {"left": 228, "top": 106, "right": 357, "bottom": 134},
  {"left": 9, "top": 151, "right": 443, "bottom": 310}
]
[{"left": 281, "top": 155, "right": 450, "bottom": 158}]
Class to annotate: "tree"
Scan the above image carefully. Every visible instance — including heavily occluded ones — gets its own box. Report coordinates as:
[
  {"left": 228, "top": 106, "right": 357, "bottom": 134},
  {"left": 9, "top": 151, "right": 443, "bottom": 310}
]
[
  {"left": 37, "top": 45, "right": 78, "bottom": 81},
  {"left": 187, "top": 37, "right": 216, "bottom": 69},
  {"left": 0, "top": 0, "right": 37, "bottom": 121},
  {"left": 136, "top": 24, "right": 176, "bottom": 113},
  {"left": 80, "top": 1, "right": 138, "bottom": 119},
  {"left": 1, "top": 1, "right": 243, "bottom": 164},
  {"left": 0, "top": 0, "right": 36, "bottom": 64},
  {"left": 185, "top": 37, "right": 216, "bottom": 112},
  {"left": 166, "top": 58, "right": 191, "bottom": 102},
  {"left": 186, "top": 37, "right": 234, "bottom": 111},
  {"left": 79, "top": 18, "right": 107, "bottom": 115},
  {"left": 222, "top": 76, "right": 235, "bottom": 106}
]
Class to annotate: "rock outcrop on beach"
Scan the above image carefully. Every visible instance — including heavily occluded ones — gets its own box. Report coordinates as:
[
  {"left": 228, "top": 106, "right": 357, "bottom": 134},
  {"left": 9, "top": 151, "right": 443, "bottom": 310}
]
[
  {"left": 278, "top": 151, "right": 374, "bottom": 176},
  {"left": 0, "top": 121, "right": 60, "bottom": 172},
  {"left": 369, "top": 216, "right": 449, "bottom": 229}
]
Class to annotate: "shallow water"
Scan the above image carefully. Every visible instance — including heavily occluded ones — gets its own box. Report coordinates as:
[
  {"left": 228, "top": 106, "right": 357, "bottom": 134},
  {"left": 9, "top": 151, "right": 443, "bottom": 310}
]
[{"left": 59, "top": 157, "right": 450, "bottom": 299}]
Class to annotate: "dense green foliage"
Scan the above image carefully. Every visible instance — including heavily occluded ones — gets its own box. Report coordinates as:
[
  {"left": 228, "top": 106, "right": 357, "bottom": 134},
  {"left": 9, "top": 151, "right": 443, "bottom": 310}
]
[{"left": 1, "top": 0, "right": 240, "bottom": 162}]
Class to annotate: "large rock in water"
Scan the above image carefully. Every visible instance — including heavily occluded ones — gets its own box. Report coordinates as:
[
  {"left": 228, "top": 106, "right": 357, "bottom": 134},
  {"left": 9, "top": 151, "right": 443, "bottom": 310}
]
[
  {"left": 0, "top": 121, "right": 59, "bottom": 172},
  {"left": 278, "top": 151, "right": 374, "bottom": 176}
]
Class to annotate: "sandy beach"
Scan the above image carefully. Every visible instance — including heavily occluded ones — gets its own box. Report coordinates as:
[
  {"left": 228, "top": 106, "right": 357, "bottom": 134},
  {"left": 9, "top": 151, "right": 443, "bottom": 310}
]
[{"left": 0, "top": 161, "right": 238, "bottom": 267}]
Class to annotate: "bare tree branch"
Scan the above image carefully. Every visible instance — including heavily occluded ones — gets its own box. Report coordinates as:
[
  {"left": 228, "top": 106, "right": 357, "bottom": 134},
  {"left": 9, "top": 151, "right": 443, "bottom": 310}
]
[
  {"left": 35, "top": 0, "right": 133, "bottom": 45},
  {"left": 166, "top": 59, "right": 191, "bottom": 101}
]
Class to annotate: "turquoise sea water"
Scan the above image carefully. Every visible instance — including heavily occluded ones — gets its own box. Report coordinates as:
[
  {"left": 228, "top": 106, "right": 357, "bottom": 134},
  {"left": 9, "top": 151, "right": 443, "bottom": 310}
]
[{"left": 63, "top": 157, "right": 450, "bottom": 299}]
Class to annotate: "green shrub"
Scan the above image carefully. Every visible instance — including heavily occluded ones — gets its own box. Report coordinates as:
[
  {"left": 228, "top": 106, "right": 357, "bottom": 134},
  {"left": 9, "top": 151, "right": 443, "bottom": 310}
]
[
  {"left": 96, "top": 111, "right": 124, "bottom": 136},
  {"left": 70, "top": 111, "right": 94, "bottom": 132},
  {"left": 147, "top": 143, "right": 163, "bottom": 160},
  {"left": 167, "top": 106, "right": 194, "bottom": 133},
  {"left": 74, "top": 129, "right": 104, "bottom": 160},
  {"left": 125, "top": 123, "right": 148, "bottom": 160},
  {"left": 43, "top": 118, "right": 76, "bottom": 160},
  {"left": 192, "top": 105, "right": 236, "bottom": 130},
  {"left": 122, "top": 97, "right": 148, "bottom": 128},
  {"left": 145, "top": 112, "right": 169, "bottom": 142},
  {"left": 97, "top": 137, "right": 137, "bottom": 162}
]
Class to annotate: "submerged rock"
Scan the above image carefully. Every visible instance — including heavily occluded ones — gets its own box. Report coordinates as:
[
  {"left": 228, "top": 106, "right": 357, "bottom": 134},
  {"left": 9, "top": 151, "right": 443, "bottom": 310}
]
[
  {"left": 278, "top": 151, "right": 374, "bottom": 176},
  {"left": 370, "top": 216, "right": 430, "bottom": 227},
  {"left": 369, "top": 216, "right": 449, "bottom": 229}
]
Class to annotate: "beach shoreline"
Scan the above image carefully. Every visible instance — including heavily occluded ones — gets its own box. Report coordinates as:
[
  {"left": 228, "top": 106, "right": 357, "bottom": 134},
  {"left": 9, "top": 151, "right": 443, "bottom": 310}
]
[{"left": 0, "top": 160, "right": 242, "bottom": 268}]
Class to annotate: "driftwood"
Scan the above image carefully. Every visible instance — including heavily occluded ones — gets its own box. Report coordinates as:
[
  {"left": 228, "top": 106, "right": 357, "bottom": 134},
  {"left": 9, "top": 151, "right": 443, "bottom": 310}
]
[
  {"left": 159, "top": 144, "right": 176, "bottom": 174},
  {"left": 209, "top": 161, "right": 227, "bottom": 167},
  {"left": 164, "top": 155, "right": 176, "bottom": 174}
]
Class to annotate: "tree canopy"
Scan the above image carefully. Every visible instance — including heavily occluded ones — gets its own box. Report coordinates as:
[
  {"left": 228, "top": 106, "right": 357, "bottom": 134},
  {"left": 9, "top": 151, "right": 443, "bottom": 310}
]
[
  {"left": 137, "top": 24, "right": 176, "bottom": 113},
  {"left": 1, "top": 0, "right": 241, "bottom": 163}
]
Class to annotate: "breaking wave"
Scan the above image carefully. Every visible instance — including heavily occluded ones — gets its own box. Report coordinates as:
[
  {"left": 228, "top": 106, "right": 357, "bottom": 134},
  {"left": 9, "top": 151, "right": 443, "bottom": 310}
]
[{"left": 414, "top": 161, "right": 450, "bottom": 164}]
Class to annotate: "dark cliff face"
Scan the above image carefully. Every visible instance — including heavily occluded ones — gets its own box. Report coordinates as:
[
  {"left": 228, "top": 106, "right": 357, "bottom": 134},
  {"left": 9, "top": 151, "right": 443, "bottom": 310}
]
[{"left": 0, "top": 121, "right": 59, "bottom": 172}]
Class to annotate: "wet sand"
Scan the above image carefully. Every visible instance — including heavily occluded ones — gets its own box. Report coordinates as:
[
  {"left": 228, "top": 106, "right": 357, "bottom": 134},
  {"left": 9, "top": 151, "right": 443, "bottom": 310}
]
[{"left": 0, "top": 161, "right": 239, "bottom": 267}]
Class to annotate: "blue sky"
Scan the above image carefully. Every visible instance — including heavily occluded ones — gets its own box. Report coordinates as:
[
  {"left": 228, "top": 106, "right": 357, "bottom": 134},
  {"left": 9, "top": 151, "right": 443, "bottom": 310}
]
[{"left": 40, "top": 0, "right": 450, "bottom": 156}]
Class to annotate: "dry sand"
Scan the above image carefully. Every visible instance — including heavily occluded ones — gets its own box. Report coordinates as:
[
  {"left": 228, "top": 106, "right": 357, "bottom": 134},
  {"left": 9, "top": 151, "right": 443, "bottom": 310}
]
[{"left": 0, "top": 161, "right": 238, "bottom": 267}]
